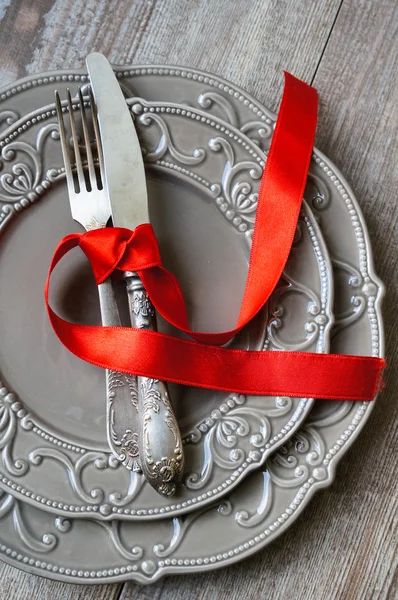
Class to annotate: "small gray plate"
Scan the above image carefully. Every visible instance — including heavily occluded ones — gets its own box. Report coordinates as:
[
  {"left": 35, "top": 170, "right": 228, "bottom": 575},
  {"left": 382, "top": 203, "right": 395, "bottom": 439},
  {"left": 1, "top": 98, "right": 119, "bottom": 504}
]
[{"left": 0, "top": 96, "right": 332, "bottom": 519}]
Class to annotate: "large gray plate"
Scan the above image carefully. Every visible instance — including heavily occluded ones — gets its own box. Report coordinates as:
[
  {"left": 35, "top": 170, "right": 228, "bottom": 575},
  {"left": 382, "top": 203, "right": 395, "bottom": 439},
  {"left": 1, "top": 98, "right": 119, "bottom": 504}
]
[
  {"left": 0, "top": 66, "right": 384, "bottom": 584},
  {"left": 0, "top": 96, "right": 331, "bottom": 518}
]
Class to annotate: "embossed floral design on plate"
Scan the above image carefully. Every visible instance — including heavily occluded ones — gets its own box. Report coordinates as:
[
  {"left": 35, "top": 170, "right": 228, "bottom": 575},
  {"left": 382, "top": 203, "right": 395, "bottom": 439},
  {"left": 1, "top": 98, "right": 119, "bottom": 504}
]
[
  {"left": 0, "top": 66, "right": 383, "bottom": 584},
  {"left": 0, "top": 96, "right": 332, "bottom": 519}
]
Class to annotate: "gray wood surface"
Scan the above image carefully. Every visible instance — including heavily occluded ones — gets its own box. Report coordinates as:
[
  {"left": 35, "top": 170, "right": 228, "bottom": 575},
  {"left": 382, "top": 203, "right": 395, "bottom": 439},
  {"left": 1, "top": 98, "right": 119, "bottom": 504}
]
[{"left": 0, "top": 0, "right": 396, "bottom": 598}]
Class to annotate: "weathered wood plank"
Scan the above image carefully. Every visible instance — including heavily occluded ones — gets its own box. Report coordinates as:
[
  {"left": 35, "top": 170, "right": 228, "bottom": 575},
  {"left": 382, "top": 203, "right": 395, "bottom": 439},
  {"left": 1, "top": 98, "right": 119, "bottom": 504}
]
[
  {"left": 4, "top": 0, "right": 343, "bottom": 112},
  {"left": 0, "top": 561, "right": 119, "bottom": 600},
  {"left": 309, "top": 1, "right": 398, "bottom": 596},
  {"left": 0, "top": 0, "right": 56, "bottom": 86}
]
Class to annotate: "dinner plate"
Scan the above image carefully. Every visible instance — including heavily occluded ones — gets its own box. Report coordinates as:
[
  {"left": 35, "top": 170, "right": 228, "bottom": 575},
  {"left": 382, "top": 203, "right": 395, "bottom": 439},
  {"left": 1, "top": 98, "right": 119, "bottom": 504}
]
[
  {"left": 0, "top": 97, "right": 331, "bottom": 519},
  {"left": 0, "top": 66, "right": 383, "bottom": 584}
]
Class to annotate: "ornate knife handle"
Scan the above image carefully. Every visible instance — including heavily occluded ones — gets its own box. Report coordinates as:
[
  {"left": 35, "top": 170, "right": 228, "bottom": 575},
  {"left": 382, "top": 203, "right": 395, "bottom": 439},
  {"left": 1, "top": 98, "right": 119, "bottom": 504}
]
[
  {"left": 98, "top": 278, "right": 141, "bottom": 472},
  {"left": 125, "top": 272, "right": 184, "bottom": 496}
]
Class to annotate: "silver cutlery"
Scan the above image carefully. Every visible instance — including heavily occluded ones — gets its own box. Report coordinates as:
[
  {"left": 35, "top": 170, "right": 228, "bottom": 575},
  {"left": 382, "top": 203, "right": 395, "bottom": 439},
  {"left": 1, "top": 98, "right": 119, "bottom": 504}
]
[
  {"left": 86, "top": 52, "right": 184, "bottom": 496},
  {"left": 55, "top": 88, "right": 142, "bottom": 473}
]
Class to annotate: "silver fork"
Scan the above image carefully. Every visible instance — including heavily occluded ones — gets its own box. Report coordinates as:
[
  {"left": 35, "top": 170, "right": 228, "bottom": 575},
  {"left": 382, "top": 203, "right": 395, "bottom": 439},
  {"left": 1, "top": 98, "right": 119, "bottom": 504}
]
[{"left": 55, "top": 88, "right": 141, "bottom": 473}]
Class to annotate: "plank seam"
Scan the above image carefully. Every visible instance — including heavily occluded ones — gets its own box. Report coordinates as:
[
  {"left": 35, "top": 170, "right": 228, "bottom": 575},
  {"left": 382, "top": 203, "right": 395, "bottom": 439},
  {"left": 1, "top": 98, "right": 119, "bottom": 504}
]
[{"left": 310, "top": 0, "right": 345, "bottom": 85}]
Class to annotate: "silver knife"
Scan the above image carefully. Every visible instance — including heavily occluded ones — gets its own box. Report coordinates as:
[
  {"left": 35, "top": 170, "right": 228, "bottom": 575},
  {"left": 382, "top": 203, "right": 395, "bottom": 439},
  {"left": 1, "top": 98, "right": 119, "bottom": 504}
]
[{"left": 86, "top": 52, "right": 184, "bottom": 496}]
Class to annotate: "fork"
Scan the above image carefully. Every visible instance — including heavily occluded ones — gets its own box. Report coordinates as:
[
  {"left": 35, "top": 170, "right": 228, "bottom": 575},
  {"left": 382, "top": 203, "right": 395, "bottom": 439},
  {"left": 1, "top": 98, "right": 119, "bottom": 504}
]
[{"left": 55, "top": 88, "right": 142, "bottom": 473}]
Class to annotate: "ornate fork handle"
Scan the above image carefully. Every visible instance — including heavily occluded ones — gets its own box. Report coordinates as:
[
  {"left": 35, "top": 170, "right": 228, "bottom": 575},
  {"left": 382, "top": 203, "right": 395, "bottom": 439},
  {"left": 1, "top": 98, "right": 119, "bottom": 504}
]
[
  {"left": 125, "top": 272, "right": 184, "bottom": 496},
  {"left": 98, "top": 278, "right": 141, "bottom": 472},
  {"left": 54, "top": 88, "right": 142, "bottom": 473}
]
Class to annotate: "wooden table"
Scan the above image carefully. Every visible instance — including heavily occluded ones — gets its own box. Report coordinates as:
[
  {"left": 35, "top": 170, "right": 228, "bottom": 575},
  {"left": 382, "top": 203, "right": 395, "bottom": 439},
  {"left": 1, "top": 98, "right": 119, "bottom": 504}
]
[{"left": 0, "top": 1, "right": 396, "bottom": 598}]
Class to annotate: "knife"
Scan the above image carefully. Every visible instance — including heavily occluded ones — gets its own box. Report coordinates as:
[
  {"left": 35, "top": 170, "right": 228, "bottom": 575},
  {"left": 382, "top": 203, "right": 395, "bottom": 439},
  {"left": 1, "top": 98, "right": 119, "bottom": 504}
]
[{"left": 86, "top": 52, "right": 184, "bottom": 496}]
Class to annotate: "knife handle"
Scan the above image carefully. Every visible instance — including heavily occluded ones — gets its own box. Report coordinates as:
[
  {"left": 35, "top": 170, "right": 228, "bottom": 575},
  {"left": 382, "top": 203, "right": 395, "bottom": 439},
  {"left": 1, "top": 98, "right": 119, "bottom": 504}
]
[
  {"left": 125, "top": 272, "right": 184, "bottom": 496},
  {"left": 98, "top": 278, "right": 141, "bottom": 472}
]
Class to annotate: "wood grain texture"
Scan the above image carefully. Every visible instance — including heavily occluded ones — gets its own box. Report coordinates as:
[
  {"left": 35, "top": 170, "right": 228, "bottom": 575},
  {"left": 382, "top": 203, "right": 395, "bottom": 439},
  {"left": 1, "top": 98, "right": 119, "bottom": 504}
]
[
  {"left": 310, "top": 1, "right": 398, "bottom": 598},
  {"left": 2, "top": 0, "right": 343, "bottom": 109},
  {"left": 0, "top": 561, "right": 118, "bottom": 600},
  {"left": 0, "top": 0, "right": 396, "bottom": 598},
  {"left": 0, "top": 0, "right": 55, "bottom": 84}
]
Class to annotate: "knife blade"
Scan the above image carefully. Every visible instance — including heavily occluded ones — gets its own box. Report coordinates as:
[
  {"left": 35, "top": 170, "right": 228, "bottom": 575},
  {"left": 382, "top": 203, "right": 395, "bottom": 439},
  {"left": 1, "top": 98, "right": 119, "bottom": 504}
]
[{"left": 86, "top": 52, "right": 184, "bottom": 496}]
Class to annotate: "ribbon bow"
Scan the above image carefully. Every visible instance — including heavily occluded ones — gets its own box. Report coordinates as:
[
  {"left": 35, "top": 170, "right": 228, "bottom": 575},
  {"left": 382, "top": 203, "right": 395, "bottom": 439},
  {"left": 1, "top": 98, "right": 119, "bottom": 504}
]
[{"left": 79, "top": 224, "right": 162, "bottom": 282}]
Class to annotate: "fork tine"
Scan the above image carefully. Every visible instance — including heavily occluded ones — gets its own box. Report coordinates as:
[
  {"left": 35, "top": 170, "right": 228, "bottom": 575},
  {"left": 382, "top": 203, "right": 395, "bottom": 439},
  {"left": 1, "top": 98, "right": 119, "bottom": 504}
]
[
  {"left": 66, "top": 88, "right": 86, "bottom": 193},
  {"left": 78, "top": 87, "right": 97, "bottom": 191},
  {"left": 55, "top": 91, "right": 75, "bottom": 198},
  {"left": 89, "top": 87, "right": 105, "bottom": 189}
]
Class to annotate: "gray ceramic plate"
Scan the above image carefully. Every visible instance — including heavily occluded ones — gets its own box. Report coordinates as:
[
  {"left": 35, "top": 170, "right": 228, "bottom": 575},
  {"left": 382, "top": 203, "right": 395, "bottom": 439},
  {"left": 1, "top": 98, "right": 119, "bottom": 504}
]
[
  {"left": 0, "top": 96, "right": 331, "bottom": 519},
  {"left": 0, "top": 66, "right": 384, "bottom": 584}
]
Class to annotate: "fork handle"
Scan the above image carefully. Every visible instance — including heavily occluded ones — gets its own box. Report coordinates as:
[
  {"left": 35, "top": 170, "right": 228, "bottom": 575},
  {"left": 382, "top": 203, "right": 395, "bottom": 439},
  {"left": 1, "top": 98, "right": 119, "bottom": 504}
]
[
  {"left": 98, "top": 278, "right": 141, "bottom": 472},
  {"left": 125, "top": 272, "right": 184, "bottom": 496}
]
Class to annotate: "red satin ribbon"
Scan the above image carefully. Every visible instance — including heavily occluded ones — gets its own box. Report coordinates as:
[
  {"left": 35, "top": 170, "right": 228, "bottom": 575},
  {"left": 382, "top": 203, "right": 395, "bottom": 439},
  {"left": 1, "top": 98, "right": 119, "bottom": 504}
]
[{"left": 45, "top": 72, "right": 385, "bottom": 401}]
